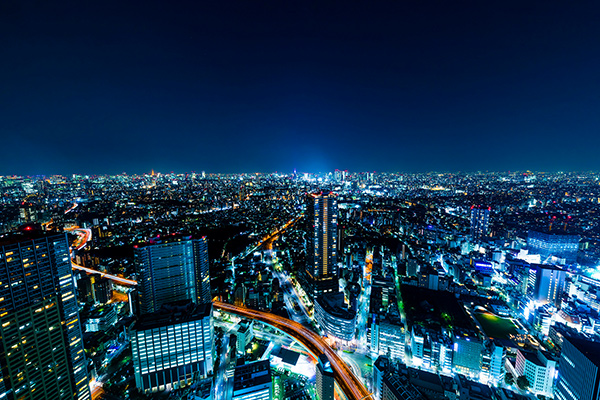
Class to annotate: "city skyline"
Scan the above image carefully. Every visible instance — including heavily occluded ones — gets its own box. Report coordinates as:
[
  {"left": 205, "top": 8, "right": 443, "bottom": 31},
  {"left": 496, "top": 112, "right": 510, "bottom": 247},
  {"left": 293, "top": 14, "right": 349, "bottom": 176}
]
[
  {"left": 2, "top": 1, "right": 600, "bottom": 175},
  {"left": 3, "top": 167, "right": 600, "bottom": 399},
  {"left": 5, "top": 2, "right": 600, "bottom": 399}
]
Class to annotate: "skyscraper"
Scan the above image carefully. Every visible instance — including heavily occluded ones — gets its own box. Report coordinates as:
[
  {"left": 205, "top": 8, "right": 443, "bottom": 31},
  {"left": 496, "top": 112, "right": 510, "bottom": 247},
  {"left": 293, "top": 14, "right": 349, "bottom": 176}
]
[
  {"left": 0, "top": 232, "right": 90, "bottom": 400},
  {"left": 131, "top": 301, "right": 214, "bottom": 393},
  {"left": 135, "top": 235, "right": 211, "bottom": 314},
  {"left": 555, "top": 336, "right": 600, "bottom": 400},
  {"left": 470, "top": 205, "right": 490, "bottom": 242},
  {"left": 305, "top": 192, "right": 338, "bottom": 298}
]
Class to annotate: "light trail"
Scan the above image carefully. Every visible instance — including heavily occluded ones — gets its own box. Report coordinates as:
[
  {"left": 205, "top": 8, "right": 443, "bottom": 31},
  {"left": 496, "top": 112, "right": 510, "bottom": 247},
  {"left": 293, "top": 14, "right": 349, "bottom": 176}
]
[
  {"left": 67, "top": 213, "right": 370, "bottom": 399},
  {"left": 69, "top": 227, "right": 138, "bottom": 286},
  {"left": 214, "top": 301, "right": 372, "bottom": 400},
  {"left": 71, "top": 262, "right": 138, "bottom": 286}
]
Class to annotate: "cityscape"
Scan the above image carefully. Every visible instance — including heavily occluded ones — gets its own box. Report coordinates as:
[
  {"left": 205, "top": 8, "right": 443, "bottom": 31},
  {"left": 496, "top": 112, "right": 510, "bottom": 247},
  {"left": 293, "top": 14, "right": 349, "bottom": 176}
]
[
  {"left": 2, "top": 2, "right": 600, "bottom": 400},
  {"left": 1, "top": 170, "right": 600, "bottom": 400}
]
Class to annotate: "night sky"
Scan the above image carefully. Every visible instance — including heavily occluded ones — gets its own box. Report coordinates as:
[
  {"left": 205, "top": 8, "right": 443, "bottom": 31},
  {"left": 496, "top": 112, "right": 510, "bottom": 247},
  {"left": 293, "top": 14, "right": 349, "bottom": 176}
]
[{"left": 1, "top": 1, "right": 599, "bottom": 175}]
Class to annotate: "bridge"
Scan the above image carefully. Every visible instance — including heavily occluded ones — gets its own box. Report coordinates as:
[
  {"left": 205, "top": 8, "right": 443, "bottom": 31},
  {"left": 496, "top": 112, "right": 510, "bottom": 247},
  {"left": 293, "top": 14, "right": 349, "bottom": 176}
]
[{"left": 214, "top": 301, "right": 371, "bottom": 400}]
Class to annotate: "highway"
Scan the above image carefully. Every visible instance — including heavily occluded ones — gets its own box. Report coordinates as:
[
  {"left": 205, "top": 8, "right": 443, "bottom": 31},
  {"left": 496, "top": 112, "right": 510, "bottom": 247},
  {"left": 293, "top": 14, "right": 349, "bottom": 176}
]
[
  {"left": 69, "top": 228, "right": 138, "bottom": 286},
  {"left": 68, "top": 218, "right": 369, "bottom": 400},
  {"left": 214, "top": 301, "right": 371, "bottom": 400},
  {"left": 70, "top": 262, "right": 139, "bottom": 286}
]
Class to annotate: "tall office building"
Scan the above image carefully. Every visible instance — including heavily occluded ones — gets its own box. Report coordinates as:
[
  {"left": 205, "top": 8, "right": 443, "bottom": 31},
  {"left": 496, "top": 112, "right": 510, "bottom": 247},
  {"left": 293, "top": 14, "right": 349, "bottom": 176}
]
[
  {"left": 0, "top": 232, "right": 90, "bottom": 400},
  {"left": 470, "top": 205, "right": 490, "bottom": 242},
  {"left": 528, "top": 264, "right": 566, "bottom": 308},
  {"left": 131, "top": 301, "right": 214, "bottom": 393},
  {"left": 316, "top": 355, "right": 335, "bottom": 400},
  {"left": 527, "top": 231, "right": 579, "bottom": 265},
  {"left": 305, "top": 192, "right": 338, "bottom": 298},
  {"left": 135, "top": 235, "right": 211, "bottom": 314},
  {"left": 555, "top": 336, "right": 600, "bottom": 400}
]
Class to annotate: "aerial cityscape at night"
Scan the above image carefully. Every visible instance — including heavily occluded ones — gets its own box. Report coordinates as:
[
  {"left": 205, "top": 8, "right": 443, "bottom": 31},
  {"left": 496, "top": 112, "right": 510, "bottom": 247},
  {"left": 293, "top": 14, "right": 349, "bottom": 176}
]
[
  {"left": 2, "top": 1, "right": 600, "bottom": 400},
  {"left": 2, "top": 171, "right": 600, "bottom": 400}
]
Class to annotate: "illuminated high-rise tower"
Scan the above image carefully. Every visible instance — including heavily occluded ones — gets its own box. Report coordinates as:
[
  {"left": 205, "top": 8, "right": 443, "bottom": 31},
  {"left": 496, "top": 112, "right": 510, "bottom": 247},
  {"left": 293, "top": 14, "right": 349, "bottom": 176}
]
[
  {"left": 0, "top": 232, "right": 90, "bottom": 400},
  {"left": 305, "top": 192, "right": 338, "bottom": 298},
  {"left": 470, "top": 205, "right": 490, "bottom": 242},
  {"left": 135, "top": 235, "right": 211, "bottom": 315}
]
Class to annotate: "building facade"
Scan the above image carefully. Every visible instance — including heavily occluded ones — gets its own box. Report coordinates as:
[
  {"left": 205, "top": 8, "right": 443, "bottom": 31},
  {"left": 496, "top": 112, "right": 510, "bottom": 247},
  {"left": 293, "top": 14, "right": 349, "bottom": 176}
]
[
  {"left": 515, "top": 349, "right": 556, "bottom": 397},
  {"left": 555, "top": 336, "right": 600, "bottom": 400},
  {"left": 314, "top": 294, "right": 356, "bottom": 342},
  {"left": 527, "top": 231, "right": 579, "bottom": 265},
  {"left": 0, "top": 232, "right": 90, "bottom": 400},
  {"left": 453, "top": 333, "right": 483, "bottom": 378},
  {"left": 131, "top": 302, "right": 214, "bottom": 393},
  {"left": 529, "top": 264, "right": 566, "bottom": 308},
  {"left": 135, "top": 235, "right": 211, "bottom": 314},
  {"left": 305, "top": 192, "right": 338, "bottom": 298},
  {"left": 470, "top": 206, "right": 490, "bottom": 242},
  {"left": 232, "top": 360, "right": 272, "bottom": 400},
  {"left": 373, "top": 317, "right": 405, "bottom": 362}
]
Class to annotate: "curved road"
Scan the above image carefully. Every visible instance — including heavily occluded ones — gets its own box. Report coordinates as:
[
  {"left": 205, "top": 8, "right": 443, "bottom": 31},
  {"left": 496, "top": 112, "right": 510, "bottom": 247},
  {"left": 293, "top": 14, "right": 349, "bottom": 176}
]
[
  {"left": 69, "top": 224, "right": 369, "bottom": 400},
  {"left": 214, "top": 301, "right": 371, "bottom": 400}
]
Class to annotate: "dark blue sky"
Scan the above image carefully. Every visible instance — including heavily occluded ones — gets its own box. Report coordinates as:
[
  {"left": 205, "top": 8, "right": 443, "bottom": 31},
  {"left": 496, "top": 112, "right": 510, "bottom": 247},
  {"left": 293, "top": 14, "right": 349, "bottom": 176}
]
[{"left": 1, "top": 1, "right": 599, "bottom": 175}]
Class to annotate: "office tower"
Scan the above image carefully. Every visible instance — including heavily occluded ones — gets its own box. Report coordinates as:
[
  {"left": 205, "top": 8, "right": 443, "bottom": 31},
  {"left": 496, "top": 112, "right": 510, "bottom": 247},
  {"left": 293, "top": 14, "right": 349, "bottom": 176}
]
[
  {"left": 131, "top": 301, "right": 214, "bottom": 393},
  {"left": 470, "top": 205, "right": 490, "bottom": 242},
  {"left": 514, "top": 349, "right": 556, "bottom": 397},
  {"left": 527, "top": 231, "right": 579, "bottom": 265},
  {"left": 135, "top": 235, "right": 210, "bottom": 314},
  {"left": 529, "top": 264, "right": 566, "bottom": 308},
  {"left": 316, "top": 355, "right": 335, "bottom": 400},
  {"left": 305, "top": 192, "right": 338, "bottom": 298},
  {"left": 232, "top": 360, "right": 272, "bottom": 400},
  {"left": 418, "top": 265, "right": 439, "bottom": 290},
  {"left": 555, "top": 336, "right": 600, "bottom": 400},
  {"left": 0, "top": 232, "right": 90, "bottom": 400}
]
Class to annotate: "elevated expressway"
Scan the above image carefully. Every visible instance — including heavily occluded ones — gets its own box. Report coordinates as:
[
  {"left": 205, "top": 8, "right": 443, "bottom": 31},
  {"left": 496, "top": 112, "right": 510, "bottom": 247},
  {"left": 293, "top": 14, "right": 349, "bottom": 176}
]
[
  {"left": 68, "top": 228, "right": 138, "bottom": 286},
  {"left": 68, "top": 226, "right": 370, "bottom": 400},
  {"left": 214, "top": 301, "right": 371, "bottom": 400}
]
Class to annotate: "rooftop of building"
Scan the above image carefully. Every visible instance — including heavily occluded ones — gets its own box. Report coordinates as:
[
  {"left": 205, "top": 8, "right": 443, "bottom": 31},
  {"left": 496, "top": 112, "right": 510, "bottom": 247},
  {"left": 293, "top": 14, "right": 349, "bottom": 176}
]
[
  {"left": 233, "top": 360, "right": 271, "bottom": 392},
  {"left": 317, "top": 354, "right": 333, "bottom": 374},
  {"left": 383, "top": 372, "right": 424, "bottom": 400},
  {"left": 0, "top": 227, "right": 65, "bottom": 247},
  {"left": 134, "top": 300, "right": 212, "bottom": 331},
  {"left": 237, "top": 320, "right": 252, "bottom": 334},
  {"left": 374, "top": 355, "right": 391, "bottom": 372},
  {"left": 133, "top": 232, "right": 206, "bottom": 249},
  {"left": 88, "top": 305, "right": 116, "bottom": 318},
  {"left": 315, "top": 293, "right": 356, "bottom": 321}
]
